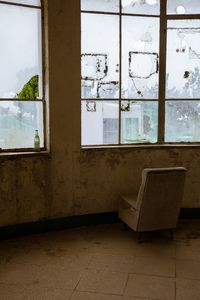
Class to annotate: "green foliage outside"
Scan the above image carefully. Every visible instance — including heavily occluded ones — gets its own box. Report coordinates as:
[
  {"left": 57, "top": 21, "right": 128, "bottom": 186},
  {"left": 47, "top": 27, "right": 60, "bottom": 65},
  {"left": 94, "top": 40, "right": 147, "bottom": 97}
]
[
  {"left": 16, "top": 75, "right": 39, "bottom": 100},
  {"left": 14, "top": 75, "right": 39, "bottom": 122}
]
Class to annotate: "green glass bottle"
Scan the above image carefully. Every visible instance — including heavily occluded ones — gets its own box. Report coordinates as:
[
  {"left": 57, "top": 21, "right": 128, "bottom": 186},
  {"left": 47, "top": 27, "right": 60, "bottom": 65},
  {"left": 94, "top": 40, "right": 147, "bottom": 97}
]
[{"left": 34, "top": 130, "right": 40, "bottom": 152}]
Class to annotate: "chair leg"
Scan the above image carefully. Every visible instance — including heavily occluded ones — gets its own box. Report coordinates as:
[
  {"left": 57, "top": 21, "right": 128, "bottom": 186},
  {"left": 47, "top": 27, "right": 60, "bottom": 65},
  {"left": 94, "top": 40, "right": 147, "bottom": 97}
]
[
  {"left": 123, "top": 223, "right": 130, "bottom": 231},
  {"left": 136, "top": 232, "right": 145, "bottom": 243},
  {"left": 169, "top": 229, "right": 174, "bottom": 240}
]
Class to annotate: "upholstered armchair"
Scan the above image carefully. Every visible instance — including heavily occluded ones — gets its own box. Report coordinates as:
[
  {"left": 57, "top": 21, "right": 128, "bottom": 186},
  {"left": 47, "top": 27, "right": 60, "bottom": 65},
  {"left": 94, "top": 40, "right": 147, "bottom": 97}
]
[{"left": 118, "top": 167, "right": 187, "bottom": 237}]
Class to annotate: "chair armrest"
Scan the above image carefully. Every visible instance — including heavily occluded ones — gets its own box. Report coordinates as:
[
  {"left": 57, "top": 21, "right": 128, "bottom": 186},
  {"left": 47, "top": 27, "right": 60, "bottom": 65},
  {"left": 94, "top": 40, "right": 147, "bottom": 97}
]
[{"left": 120, "top": 194, "right": 138, "bottom": 210}]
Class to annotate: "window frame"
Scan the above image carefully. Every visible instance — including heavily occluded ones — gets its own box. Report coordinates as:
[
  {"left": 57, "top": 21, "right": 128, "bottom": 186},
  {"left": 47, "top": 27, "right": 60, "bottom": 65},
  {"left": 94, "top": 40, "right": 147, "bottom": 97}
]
[
  {"left": 0, "top": 0, "right": 47, "bottom": 154},
  {"left": 81, "top": 0, "right": 200, "bottom": 148}
]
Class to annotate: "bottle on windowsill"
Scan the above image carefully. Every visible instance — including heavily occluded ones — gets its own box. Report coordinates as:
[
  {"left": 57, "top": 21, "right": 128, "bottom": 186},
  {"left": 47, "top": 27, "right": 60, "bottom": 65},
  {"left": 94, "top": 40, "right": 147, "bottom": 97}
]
[{"left": 34, "top": 130, "right": 40, "bottom": 152}]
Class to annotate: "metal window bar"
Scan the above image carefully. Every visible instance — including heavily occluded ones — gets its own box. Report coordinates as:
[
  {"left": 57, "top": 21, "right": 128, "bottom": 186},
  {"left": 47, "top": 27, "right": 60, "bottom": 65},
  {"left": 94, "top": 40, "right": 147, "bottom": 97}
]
[
  {"left": 157, "top": 0, "right": 167, "bottom": 143},
  {"left": 0, "top": 0, "right": 41, "bottom": 9},
  {"left": 41, "top": 0, "right": 47, "bottom": 149},
  {"left": 118, "top": 0, "right": 122, "bottom": 145},
  {"left": 81, "top": 10, "right": 159, "bottom": 18}
]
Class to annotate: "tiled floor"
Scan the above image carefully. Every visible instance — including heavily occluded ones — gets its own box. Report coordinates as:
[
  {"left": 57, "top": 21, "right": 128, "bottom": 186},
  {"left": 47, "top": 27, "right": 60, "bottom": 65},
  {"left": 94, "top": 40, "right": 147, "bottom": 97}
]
[{"left": 0, "top": 220, "right": 200, "bottom": 299}]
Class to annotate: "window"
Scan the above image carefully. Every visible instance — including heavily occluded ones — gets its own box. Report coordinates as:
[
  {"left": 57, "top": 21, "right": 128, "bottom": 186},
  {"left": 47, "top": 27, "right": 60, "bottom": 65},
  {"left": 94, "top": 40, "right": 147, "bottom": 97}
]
[
  {"left": 0, "top": 0, "right": 45, "bottom": 152},
  {"left": 81, "top": 0, "right": 200, "bottom": 146}
]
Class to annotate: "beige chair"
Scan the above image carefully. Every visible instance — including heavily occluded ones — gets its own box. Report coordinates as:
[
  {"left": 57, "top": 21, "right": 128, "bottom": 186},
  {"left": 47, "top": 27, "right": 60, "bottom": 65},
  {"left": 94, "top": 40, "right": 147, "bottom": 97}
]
[{"left": 118, "top": 167, "right": 187, "bottom": 236}]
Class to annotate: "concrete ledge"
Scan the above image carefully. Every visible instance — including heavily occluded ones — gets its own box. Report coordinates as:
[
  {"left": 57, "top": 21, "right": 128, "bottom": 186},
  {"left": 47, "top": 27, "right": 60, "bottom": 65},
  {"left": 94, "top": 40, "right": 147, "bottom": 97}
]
[{"left": 0, "top": 209, "right": 199, "bottom": 240}]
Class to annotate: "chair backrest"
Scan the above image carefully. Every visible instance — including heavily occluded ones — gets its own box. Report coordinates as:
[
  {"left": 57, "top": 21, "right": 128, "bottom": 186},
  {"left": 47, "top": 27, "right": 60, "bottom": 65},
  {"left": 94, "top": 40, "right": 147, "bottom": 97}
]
[{"left": 136, "top": 167, "right": 187, "bottom": 231}]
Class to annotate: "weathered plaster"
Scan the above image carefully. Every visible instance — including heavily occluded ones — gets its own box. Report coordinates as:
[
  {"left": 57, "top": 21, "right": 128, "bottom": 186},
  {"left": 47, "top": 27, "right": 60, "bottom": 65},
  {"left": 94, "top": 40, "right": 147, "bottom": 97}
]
[{"left": 0, "top": 0, "right": 200, "bottom": 227}]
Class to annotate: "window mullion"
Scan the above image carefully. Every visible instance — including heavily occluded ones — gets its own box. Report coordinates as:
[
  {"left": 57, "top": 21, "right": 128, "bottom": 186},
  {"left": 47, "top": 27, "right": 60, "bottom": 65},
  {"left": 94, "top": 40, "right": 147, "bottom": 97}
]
[
  {"left": 158, "top": 0, "right": 167, "bottom": 143},
  {"left": 119, "top": 0, "right": 122, "bottom": 145}
]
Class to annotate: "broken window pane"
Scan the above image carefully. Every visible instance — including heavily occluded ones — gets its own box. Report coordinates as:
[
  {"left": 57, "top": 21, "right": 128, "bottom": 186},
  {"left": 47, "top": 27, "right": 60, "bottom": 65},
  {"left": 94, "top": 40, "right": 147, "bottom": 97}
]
[
  {"left": 0, "top": 4, "right": 42, "bottom": 99},
  {"left": 122, "top": 0, "right": 160, "bottom": 15},
  {"left": 81, "top": 0, "right": 119, "bottom": 12},
  {"left": 121, "top": 101, "right": 158, "bottom": 143},
  {"left": 167, "top": 0, "right": 200, "bottom": 15},
  {"left": 166, "top": 20, "right": 200, "bottom": 99},
  {"left": 165, "top": 101, "right": 200, "bottom": 142},
  {"left": 81, "top": 13, "right": 119, "bottom": 99},
  {"left": 2, "top": 0, "right": 41, "bottom": 6},
  {"left": 0, "top": 101, "right": 44, "bottom": 149},
  {"left": 122, "top": 16, "right": 159, "bottom": 99},
  {"left": 81, "top": 101, "right": 119, "bottom": 145}
]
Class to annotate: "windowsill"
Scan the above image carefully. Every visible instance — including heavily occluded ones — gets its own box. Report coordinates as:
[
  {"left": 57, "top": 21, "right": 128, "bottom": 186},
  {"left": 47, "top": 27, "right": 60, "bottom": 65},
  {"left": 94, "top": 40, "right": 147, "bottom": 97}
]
[
  {"left": 0, "top": 150, "right": 50, "bottom": 159},
  {"left": 82, "top": 143, "right": 200, "bottom": 150}
]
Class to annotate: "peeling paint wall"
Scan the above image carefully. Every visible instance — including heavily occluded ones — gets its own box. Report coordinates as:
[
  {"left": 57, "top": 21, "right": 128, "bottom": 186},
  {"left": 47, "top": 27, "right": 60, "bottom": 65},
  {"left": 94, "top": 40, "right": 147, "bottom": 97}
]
[{"left": 1, "top": 0, "right": 200, "bottom": 227}]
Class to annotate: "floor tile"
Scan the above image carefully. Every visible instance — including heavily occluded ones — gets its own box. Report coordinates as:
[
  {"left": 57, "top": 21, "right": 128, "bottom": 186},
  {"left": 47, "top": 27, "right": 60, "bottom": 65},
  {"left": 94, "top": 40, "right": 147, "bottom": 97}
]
[
  {"left": 0, "top": 284, "right": 73, "bottom": 300},
  {"left": 136, "top": 241, "right": 176, "bottom": 258},
  {"left": 133, "top": 256, "right": 175, "bottom": 277},
  {"left": 0, "top": 262, "right": 82, "bottom": 290},
  {"left": 176, "top": 239, "right": 200, "bottom": 261},
  {"left": 90, "top": 237, "right": 138, "bottom": 256},
  {"left": 45, "top": 251, "right": 92, "bottom": 269},
  {"left": 71, "top": 293, "right": 153, "bottom": 300},
  {"left": 4, "top": 247, "right": 52, "bottom": 266},
  {"left": 36, "top": 264, "right": 83, "bottom": 290},
  {"left": 71, "top": 291, "right": 122, "bottom": 300},
  {"left": 77, "top": 269, "right": 128, "bottom": 295},
  {"left": 175, "top": 220, "right": 200, "bottom": 240},
  {"left": 88, "top": 253, "right": 135, "bottom": 273},
  {"left": 0, "top": 263, "right": 43, "bottom": 285},
  {"left": 122, "top": 297, "right": 153, "bottom": 300},
  {"left": 176, "top": 278, "right": 200, "bottom": 300},
  {"left": 122, "top": 297, "right": 157, "bottom": 300},
  {"left": 124, "top": 274, "right": 175, "bottom": 300},
  {"left": 176, "top": 259, "right": 200, "bottom": 280}
]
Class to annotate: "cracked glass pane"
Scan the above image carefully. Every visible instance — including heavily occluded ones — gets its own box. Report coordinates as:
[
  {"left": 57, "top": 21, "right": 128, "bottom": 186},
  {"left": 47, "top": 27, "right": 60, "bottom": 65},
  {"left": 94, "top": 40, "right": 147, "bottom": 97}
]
[
  {"left": 166, "top": 20, "right": 200, "bottom": 99},
  {"left": 81, "top": 101, "right": 119, "bottom": 145},
  {"left": 165, "top": 101, "right": 200, "bottom": 142},
  {"left": 0, "top": 4, "right": 42, "bottom": 98},
  {"left": 81, "top": 13, "right": 119, "bottom": 99},
  {"left": 81, "top": 0, "right": 119, "bottom": 12},
  {"left": 121, "top": 101, "right": 158, "bottom": 143},
  {"left": 122, "top": 16, "right": 159, "bottom": 99},
  {"left": 0, "top": 101, "right": 44, "bottom": 149},
  {"left": 3, "top": 0, "right": 41, "bottom": 6},
  {"left": 122, "top": 0, "right": 160, "bottom": 15},
  {"left": 167, "top": 0, "right": 200, "bottom": 15}
]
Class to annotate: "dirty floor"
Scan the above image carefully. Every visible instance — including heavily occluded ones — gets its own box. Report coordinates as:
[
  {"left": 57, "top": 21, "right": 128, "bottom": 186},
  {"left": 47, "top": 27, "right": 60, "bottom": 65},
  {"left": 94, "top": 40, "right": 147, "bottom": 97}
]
[{"left": 0, "top": 220, "right": 200, "bottom": 300}]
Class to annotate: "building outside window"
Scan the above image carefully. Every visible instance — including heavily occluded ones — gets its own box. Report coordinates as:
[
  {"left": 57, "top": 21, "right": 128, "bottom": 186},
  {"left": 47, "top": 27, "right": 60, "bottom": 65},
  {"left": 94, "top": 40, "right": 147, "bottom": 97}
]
[
  {"left": 0, "top": 0, "right": 45, "bottom": 152},
  {"left": 81, "top": 0, "right": 200, "bottom": 146}
]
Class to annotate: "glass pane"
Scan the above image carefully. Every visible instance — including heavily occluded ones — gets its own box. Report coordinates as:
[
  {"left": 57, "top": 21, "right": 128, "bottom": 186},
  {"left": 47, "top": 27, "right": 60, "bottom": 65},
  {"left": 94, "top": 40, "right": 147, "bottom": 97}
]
[
  {"left": 167, "top": 0, "right": 200, "bottom": 15},
  {"left": 166, "top": 20, "right": 200, "bottom": 99},
  {"left": 0, "top": 101, "right": 44, "bottom": 149},
  {"left": 122, "top": 16, "right": 159, "bottom": 99},
  {"left": 121, "top": 101, "right": 158, "bottom": 143},
  {"left": 165, "top": 101, "right": 200, "bottom": 142},
  {"left": 81, "top": 101, "right": 119, "bottom": 145},
  {"left": 81, "top": 0, "right": 119, "bottom": 12},
  {"left": 0, "top": 4, "right": 42, "bottom": 98},
  {"left": 81, "top": 13, "right": 119, "bottom": 99},
  {"left": 122, "top": 0, "right": 160, "bottom": 15},
  {"left": 2, "top": 0, "right": 41, "bottom": 6}
]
